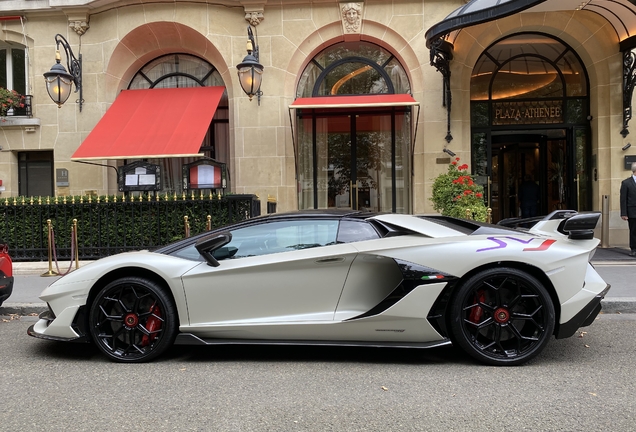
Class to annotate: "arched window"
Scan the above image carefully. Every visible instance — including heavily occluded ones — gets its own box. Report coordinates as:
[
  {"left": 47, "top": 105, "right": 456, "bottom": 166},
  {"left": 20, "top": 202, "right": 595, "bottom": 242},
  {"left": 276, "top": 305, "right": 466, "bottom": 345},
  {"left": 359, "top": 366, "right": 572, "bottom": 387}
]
[
  {"left": 129, "top": 53, "right": 224, "bottom": 89},
  {"left": 127, "top": 54, "right": 228, "bottom": 193},
  {"left": 297, "top": 42, "right": 410, "bottom": 97},
  {"left": 471, "top": 33, "right": 587, "bottom": 101},
  {"left": 295, "top": 42, "right": 413, "bottom": 213}
]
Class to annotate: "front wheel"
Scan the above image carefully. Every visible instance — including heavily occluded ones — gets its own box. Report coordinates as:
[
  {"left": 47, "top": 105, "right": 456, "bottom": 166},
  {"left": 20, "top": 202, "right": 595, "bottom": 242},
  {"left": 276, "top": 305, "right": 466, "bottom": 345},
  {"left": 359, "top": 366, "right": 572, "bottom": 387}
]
[
  {"left": 449, "top": 267, "right": 555, "bottom": 366},
  {"left": 89, "top": 277, "right": 177, "bottom": 363}
]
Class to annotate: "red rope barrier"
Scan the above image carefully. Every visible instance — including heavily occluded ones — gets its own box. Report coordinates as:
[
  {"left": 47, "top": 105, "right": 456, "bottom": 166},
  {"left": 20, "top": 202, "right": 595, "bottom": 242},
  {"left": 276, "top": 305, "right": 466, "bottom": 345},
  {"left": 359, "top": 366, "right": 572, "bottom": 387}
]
[{"left": 49, "top": 226, "right": 76, "bottom": 276}]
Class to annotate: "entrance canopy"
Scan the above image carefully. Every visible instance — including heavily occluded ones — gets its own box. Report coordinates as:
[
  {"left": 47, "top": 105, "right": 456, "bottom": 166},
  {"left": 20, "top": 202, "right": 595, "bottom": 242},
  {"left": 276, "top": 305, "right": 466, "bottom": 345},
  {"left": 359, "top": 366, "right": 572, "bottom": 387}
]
[
  {"left": 290, "top": 94, "right": 419, "bottom": 109},
  {"left": 71, "top": 87, "right": 225, "bottom": 160},
  {"left": 425, "top": 0, "right": 636, "bottom": 50}
]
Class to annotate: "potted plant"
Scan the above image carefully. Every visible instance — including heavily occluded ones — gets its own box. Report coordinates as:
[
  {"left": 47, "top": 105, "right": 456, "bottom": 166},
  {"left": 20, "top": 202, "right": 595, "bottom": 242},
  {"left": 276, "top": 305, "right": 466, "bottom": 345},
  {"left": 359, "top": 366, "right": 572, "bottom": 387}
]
[
  {"left": 0, "top": 87, "right": 25, "bottom": 119},
  {"left": 431, "top": 157, "right": 488, "bottom": 221}
]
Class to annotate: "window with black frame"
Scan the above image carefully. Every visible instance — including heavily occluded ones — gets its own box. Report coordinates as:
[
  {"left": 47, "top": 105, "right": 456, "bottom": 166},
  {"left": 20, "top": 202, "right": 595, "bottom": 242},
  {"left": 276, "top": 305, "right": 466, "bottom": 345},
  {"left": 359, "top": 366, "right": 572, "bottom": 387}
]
[{"left": 127, "top": 54, "right": 229, "bottom": 194}]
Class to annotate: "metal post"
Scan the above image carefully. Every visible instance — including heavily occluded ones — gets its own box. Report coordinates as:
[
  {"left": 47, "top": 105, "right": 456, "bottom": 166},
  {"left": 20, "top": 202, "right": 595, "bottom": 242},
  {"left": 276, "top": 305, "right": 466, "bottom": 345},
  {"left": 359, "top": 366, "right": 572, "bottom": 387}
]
[
  {"left": 41, "top": 219, "right": 59, "bottom": 277},
  {"left": 601, "top": 195, "right": 610, "bottom": 248},
  {"left": 73, "top": 219, "right": 79, "bottom": 269}
]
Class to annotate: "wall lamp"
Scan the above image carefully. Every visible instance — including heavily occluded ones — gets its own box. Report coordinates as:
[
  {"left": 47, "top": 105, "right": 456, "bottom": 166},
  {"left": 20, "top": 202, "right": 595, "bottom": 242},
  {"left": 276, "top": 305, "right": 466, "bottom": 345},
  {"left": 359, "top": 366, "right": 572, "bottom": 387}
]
[
  {"left": 43, "top": 34, "right": 83, "bottom": 112},
  {"left": 443, "top": 148, "right": 456, "bottom": 157},
  {"left": 236, "top": 26, "right": 263, "bottom": 105},
  {"left": 623, "top": 143, "right": 632, "bottom": 151}
]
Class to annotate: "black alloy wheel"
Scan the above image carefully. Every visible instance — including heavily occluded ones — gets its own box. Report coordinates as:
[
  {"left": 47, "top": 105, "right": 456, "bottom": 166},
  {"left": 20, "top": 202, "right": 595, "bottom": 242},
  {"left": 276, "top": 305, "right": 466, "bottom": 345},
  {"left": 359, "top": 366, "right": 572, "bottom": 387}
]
[
  {"left": 89, "top": 277, "right": 177, "bottom": 363},
  {"left": 449, "top": 267, "right": 555, "bottom": 366}
]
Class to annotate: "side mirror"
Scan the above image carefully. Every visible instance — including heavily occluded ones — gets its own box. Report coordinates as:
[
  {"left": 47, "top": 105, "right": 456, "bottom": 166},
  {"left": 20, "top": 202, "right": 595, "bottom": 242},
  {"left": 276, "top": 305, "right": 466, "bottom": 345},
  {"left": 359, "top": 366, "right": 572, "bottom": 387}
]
[
  {"left": 212, "top": 246, "right": 238, "bottom": 260},
  {"left": 195, "top": 232, "right": 232, "bottom": 267}
]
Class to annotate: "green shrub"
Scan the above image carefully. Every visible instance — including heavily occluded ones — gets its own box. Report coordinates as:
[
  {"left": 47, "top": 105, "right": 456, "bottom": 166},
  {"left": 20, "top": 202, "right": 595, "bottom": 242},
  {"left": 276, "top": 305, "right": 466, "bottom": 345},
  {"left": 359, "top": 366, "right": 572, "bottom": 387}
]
[
  {"left": 0, "top": 194, "right": 259, "bottom": 261},
  {"left": 431, "top": 157, "right": 488, "bottom": 222}
]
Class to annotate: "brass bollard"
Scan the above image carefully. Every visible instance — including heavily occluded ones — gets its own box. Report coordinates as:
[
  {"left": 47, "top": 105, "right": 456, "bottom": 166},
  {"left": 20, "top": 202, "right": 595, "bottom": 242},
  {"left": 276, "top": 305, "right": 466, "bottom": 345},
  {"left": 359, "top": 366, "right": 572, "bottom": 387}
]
[
  {"left": 487, "top": 208, "right": 492, "bottom": 224},
  {"left": 206, "top": 215, "right": 212, "bottom": 231},
  {"left": 73, "top": 219, "right": 79, "bottom": 270},
  {"left": 184, "top": 216, "right": 190, "bottom": 238},
  {"left": 41, "top": 219, "right": 59, "bottom": 277},
  {"left": 465, "top": 208, "right": 472, "bottom": 220}
]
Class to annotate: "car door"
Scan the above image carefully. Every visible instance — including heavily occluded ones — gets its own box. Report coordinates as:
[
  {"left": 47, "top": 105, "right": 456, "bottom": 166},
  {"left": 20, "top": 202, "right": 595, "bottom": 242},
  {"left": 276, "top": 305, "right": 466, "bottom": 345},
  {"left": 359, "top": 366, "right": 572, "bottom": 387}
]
[{"left": 181, "top": 219, "right": 358, "bottom": 326}]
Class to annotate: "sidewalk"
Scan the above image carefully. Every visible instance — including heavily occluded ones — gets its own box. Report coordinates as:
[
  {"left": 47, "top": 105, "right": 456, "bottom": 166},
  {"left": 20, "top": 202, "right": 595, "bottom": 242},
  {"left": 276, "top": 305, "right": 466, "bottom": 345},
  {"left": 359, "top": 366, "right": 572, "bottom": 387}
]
[
  {"left": 11, "top": 260, "right": 94, "bottom": 276},
  {"left": 590, "top": 247, "right": 636, "bottom": 265}
]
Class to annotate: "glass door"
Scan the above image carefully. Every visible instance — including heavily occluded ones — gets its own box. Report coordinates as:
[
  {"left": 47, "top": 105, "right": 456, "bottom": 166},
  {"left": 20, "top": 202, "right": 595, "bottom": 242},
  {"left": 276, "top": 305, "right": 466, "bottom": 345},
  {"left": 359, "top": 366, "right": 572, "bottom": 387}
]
[
  {"left": 324, "top": 114, "right": 391, "bottom": 211},
  {"left": 297, "top": 109, "right": 410, "bottom": 213},
  {"left": 490, "top": 136, "right": 544, "bottom": 222},
  {"left": 350, "top": 113, "right": 392, "bottom": 211}
]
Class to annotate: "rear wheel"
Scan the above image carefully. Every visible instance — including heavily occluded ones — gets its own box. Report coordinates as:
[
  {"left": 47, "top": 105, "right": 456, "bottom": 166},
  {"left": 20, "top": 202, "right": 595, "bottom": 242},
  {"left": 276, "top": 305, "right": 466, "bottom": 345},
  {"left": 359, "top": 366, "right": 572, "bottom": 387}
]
[
  {"left": 449, "top": 267, "right": 555, "bottom": 366},
  {"left": 89, "top": 277, "right": 177, "bottom": 363}
]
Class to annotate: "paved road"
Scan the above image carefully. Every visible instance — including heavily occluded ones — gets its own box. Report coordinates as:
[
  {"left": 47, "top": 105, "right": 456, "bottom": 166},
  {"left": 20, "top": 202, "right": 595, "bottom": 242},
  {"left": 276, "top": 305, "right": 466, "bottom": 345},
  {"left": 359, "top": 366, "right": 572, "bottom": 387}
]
[{"left": 1, "top": 314, "right": 635, "bottom": 431}]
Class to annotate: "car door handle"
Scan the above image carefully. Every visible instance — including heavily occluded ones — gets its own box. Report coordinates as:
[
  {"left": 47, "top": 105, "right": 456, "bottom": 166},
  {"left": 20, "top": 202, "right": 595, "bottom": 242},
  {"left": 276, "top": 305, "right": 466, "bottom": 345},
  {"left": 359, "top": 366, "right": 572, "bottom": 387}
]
[{"left": 315, "top": 257, "right": 345, "bottom": 263}]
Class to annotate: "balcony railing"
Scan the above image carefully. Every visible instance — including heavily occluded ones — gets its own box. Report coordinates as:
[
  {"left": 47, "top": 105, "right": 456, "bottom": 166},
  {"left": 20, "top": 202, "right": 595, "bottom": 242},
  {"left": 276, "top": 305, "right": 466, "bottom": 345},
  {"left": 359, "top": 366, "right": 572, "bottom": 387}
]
[{"left": 6, "top": 95, "right": 33, "bottom": 117}]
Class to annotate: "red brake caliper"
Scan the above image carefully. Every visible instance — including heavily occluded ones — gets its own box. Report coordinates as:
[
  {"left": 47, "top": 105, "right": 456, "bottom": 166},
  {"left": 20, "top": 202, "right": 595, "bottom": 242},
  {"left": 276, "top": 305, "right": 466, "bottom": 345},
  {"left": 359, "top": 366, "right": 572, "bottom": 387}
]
[
  {"left": 469, "top": 290, "right": 486, "bottom": 324},
  {"left": 141, "top": 303, "right": 162, "bottom": 347}
]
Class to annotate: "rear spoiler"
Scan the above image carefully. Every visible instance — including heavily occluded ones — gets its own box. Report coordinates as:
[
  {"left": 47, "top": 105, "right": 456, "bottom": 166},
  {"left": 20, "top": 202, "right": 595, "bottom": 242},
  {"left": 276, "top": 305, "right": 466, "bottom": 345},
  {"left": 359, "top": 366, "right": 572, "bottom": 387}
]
[
  {"left": 518, "top": 210, "right": 601, "bottom": 240},
  {"left": 556, "top": 212, "right": 601, "bottom": 240}
]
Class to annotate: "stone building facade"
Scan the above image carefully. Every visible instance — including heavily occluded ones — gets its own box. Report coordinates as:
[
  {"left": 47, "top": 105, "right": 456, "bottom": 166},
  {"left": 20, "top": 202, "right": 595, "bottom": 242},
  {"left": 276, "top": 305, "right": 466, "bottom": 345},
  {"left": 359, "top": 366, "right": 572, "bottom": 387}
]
[{"left": 0, "top": 0, "right": 635, "bottom": 246}]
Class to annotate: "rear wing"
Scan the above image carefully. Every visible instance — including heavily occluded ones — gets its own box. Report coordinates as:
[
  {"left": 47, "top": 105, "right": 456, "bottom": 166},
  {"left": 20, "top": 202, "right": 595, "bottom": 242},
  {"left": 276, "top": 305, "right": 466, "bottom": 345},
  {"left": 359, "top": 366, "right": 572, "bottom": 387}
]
[{"left": 524, "top": 211, "right": 601, "bottom": 240}]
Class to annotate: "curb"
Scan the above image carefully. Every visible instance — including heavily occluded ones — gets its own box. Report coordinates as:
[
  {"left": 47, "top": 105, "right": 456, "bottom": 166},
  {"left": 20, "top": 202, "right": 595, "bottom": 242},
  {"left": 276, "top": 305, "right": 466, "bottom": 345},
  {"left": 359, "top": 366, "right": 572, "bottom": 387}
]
[
  {"left": 600, "top": 298, "right": 636, "bottom": 314},
  {"left": 1, "top": 302, "right": 47, "bottom": 316},
  {"left": 3, "top": 299, "right": 636, "bottom": 317}
]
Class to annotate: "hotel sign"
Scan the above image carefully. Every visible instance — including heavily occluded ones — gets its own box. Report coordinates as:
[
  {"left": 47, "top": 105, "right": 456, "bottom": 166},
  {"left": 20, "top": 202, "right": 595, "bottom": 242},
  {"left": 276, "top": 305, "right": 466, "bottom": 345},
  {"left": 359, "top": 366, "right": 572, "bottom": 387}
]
[{"left": 492, "top": 100, "right": 563, "bottom": 125}]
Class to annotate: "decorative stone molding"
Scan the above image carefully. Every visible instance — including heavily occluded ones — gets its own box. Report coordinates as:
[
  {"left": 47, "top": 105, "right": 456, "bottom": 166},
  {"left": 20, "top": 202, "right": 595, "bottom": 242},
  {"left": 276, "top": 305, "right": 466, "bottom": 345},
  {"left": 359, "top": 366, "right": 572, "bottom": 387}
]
[
  {"left": 65, "top": 10, "right": 90, "bottom": 36},
  {"left": 340, "top": 2, "right": 363, "bottom": 34},
  {"left": 241, "top": 1, "right": 265, "bottom": 26},
  {"left": 69, "top": 20, "right": 89, "bottom": 36},
  {"left": 245, "top": 11, "right": 264, "bottom": 27}
]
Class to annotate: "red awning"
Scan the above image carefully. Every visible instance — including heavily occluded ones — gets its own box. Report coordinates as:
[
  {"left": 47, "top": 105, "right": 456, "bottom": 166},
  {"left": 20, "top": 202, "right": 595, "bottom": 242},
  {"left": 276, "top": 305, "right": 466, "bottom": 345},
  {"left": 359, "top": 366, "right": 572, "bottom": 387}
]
[
  {"left": 71, "top": 87, "right": 225, "bottom": 160},
  {"left": 289, "top": 94, "right": 419, "bottom": 109}
]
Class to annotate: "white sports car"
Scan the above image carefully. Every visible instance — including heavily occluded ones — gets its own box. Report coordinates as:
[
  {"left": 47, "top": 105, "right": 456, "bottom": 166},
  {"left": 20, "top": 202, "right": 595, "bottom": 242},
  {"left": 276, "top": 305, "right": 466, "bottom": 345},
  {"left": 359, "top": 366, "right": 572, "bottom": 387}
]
[{"left": 28, "top": 210, "right": 609, "bottom": 366}]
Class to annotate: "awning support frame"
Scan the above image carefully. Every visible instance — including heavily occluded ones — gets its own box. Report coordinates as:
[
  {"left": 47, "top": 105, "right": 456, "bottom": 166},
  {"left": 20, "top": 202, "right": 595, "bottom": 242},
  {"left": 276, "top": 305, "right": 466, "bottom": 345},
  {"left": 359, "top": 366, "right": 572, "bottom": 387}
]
[
  {"left": 623, "top": 48, "right": 636, "bottom": 138},
  {"left": 429, "top": 38, "right": 454, "bottom": 143}
]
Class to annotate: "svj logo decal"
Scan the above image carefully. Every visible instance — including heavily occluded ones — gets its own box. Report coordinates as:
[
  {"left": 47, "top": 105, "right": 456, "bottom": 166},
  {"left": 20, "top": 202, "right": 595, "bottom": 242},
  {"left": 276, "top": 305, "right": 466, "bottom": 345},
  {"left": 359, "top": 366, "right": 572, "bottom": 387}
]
[{"left": 477, "top": 237, "right": 556, "bottom": 253}]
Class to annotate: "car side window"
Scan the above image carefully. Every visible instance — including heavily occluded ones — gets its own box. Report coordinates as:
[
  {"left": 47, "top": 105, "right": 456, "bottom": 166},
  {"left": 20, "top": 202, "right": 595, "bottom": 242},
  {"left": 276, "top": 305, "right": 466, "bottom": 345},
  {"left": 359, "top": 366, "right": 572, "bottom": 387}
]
[
  {"left": 337, "top": 220, "right": 380, "bottom": 243},
  {"left": 227, "top": 220, "right": 339, "bottom": 259}
]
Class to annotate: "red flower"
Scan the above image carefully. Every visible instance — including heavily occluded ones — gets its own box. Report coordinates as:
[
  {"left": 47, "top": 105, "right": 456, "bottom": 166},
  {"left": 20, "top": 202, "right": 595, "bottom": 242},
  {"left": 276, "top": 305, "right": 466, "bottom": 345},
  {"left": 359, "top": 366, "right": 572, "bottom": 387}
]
[
  {"left": 476, "top": 193, "right": 483, "bottom": 198},
  {"left": 464, "top": 190, "right": 472, "bottom": 195},
  {"left": 451, "top": 161, "right": 457, "bottom": 165},
  {"left": 455, "top": 157, "right": 460, "bottom": 161}
]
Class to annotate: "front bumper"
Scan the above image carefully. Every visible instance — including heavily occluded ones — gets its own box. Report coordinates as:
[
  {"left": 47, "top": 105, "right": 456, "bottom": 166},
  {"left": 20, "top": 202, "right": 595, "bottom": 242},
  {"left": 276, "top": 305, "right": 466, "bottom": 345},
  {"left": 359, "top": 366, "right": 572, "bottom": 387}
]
[
  {"left": 0, "top": 276, "right": 14, "bottom": 304},
  {"left": 27, "top": 306, "right": 89, "bottom": 343},
  {"left": 556, "top": 283, "right": 611, "bottom": 339}
]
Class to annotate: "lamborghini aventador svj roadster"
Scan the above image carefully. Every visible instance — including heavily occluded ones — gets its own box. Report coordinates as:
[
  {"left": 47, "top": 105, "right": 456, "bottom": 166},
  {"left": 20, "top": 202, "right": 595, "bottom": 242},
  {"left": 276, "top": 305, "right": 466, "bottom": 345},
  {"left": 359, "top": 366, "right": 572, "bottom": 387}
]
[{"left": 28, "top": 209, "right": 609, "bottom": 366}]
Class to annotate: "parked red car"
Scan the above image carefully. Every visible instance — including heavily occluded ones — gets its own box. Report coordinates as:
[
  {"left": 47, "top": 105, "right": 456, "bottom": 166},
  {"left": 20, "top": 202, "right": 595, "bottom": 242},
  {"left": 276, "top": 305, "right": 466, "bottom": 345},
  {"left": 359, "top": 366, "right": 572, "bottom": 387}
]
[{"left": 0, "top": 244, "right": 13, "bottom": 307}]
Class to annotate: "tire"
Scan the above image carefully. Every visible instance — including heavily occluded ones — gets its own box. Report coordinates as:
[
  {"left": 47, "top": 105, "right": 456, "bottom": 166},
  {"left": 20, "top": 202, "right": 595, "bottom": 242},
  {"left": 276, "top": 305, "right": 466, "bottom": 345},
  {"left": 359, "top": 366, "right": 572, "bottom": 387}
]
[
  {"left": 88, "top": 277, "right": 178, "bottom": 363},
  {"left": 449, "top": 267, "right": 555, "bottom": 366}
]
